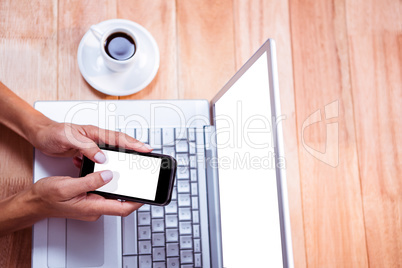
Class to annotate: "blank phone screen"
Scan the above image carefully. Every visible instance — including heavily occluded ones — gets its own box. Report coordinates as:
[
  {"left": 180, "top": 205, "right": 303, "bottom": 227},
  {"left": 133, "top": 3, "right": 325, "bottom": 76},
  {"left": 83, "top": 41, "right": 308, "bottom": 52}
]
[{"left": 93, "top": 149, "right": 162, "bottom": 201}]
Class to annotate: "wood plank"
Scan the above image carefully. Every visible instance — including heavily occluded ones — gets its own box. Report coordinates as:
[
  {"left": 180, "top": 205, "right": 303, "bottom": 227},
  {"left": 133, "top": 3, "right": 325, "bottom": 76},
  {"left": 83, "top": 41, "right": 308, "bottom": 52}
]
[
  {"left": 0, "top": 226, "right": 31, "bottom": 268},
  {"left": 0, "top": 7, "right": 57, "bottom": 104},
  {"left": 289, "top": 0, "right": 369, "bottom": 266},
  {"left": 117, "top": 0, "right": 178, "bottom": 100},
  {"left": 0, "top": 127, "right": 33, "bottom": 188},
  {"left": 0, "top": 37, "right": 58, "bottom": 104},
  {"left": 0, "top": 0, "right": 56, "bottom": 39},
  {"left": 233, "top": 1, "right": 306, "bottom": 266},
  {"left": 0, "top": 128, "right": 34, "bottom": 268},
  {"left": 0, "top": 1, "right": 399, "bottom": 267},
  {"left": 57, "top": 0, "right": 118, "bottom": 100},
  {"left": 346, "top": 0, "right": 402, "bottom": 266},
  {"left": 0, "top": 1, "right": 58, "bottom": 267},
  {"left": 177, "top": 0, "right": 236, "bottom": 100}
]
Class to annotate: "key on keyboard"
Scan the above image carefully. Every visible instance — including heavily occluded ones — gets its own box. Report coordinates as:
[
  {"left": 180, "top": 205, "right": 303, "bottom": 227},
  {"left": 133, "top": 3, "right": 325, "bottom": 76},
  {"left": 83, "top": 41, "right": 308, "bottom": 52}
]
[{"left": 121, "top": 127, "right": 202, "bottom": 268}]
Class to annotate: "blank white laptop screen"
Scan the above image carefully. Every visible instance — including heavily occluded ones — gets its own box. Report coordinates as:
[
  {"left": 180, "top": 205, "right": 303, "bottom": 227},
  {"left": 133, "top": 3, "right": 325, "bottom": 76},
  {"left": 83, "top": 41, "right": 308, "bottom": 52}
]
[{"left": 214, "top": 52, "right": 283, "bottom": 267}]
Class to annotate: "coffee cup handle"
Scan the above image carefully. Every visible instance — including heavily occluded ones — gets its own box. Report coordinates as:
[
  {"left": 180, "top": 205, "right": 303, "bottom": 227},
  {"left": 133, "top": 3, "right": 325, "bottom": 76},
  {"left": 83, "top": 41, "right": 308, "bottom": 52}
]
[{"left": 90, "top": 25, "right": 103, "bottom": 41}]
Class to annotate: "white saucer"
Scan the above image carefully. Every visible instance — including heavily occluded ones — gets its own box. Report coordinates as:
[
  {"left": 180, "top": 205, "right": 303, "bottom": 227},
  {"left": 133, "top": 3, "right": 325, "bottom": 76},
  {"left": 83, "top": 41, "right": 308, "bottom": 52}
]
[{"left": 77, "top": 19, "right": 160, "bottom": 96}]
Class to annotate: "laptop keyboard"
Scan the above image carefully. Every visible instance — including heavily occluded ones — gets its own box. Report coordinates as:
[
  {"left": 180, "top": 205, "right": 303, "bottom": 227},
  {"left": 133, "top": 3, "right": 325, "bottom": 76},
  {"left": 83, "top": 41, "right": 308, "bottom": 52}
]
[{"left": 121, "top": 128, "right": 202, "bottom": 268}]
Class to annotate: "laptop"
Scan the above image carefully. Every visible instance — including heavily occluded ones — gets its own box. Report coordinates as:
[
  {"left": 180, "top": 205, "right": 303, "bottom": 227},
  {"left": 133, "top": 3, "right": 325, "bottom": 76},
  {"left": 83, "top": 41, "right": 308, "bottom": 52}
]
[{"left": 32, "top": 39, "right": 293, "bottom": 268}]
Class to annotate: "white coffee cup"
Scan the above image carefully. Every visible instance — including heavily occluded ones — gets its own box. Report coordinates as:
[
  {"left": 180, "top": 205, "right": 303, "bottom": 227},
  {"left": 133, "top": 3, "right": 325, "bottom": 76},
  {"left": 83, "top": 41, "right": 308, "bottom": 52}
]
[{"left": 90, "top": 25, "right": 139, "bottom": 72}]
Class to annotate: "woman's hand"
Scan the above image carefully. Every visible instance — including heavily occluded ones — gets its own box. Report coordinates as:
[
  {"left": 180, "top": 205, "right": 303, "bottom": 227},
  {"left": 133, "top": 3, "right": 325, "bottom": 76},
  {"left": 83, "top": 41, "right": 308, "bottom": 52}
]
[
  {"left": 1, "top": 82, "right": 150, "bottom": 167},
  {"left": 0, "top": 82, "right": 152, "bottom": 235},
  {"left": 29, "top": 121, "right": 152, "bottom": 167},
  {"left": 31, "top": 170, "right": 142, "bottom": 221},
  {"left": 0, "top": 170, "right": 142, "bottom": 235}
]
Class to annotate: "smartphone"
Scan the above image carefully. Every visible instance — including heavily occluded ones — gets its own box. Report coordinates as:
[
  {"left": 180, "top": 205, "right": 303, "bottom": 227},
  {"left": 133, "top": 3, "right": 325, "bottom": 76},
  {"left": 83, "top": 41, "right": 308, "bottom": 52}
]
[{"left": 80, "top": 145, "right": 177, "bottom": 206}]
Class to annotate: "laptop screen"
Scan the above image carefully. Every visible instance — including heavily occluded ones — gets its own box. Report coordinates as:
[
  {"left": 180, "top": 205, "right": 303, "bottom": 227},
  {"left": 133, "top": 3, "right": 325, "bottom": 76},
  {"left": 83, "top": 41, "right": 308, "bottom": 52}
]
[{"left": 212, "top": 47, "right": 284, "bottom": 267}]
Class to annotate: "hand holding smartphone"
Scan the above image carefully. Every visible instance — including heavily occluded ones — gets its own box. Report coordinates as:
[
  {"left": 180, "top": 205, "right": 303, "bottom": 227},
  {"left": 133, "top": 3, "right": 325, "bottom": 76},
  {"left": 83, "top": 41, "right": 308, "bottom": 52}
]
[{"left": 80, "top": 145, "right": 177, "bottom": 206}]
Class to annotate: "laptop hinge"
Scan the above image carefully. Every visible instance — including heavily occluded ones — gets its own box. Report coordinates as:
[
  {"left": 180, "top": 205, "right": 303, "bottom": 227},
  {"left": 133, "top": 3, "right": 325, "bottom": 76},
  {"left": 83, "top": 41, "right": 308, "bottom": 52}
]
[{"left": 204, "top": 125, "right": 223, "bottom": 268}]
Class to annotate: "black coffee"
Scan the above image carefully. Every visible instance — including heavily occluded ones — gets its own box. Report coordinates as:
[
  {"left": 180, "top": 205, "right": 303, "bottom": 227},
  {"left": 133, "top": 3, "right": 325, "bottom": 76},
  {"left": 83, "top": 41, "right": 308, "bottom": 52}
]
[{"left": 104, "top": 32, "right": 136, "bottom": 61}]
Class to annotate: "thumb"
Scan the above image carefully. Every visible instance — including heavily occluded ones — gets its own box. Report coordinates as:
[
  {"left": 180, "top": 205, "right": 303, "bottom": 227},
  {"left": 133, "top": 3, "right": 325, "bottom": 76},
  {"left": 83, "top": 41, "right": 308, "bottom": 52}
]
[{"left": 64, "top": 170, "right": 113, "bottom": 198}]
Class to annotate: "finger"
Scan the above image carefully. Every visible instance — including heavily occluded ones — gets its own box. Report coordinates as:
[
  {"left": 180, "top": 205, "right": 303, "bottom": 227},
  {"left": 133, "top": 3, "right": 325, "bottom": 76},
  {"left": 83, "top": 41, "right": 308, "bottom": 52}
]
[
  {"left": 82, "top": 125, "right": 153, "bottom": 153},
  {"left": 72, "top": 156, "right": 82, "bottom": 168},
  {"left": 85, "top": 195, "right": 143, "bottom": 217},
  {"left": 73, "top": 151, "right": 83, "bottom": 159},
  {"left": 62, "top": 170, "right": 113, "bottom": 198},
  {"left": 75, "top": 136, "right": 107, "bottom": 164},
  {"left": 63, "top": 123, "right": 104, "bottom": 163}
]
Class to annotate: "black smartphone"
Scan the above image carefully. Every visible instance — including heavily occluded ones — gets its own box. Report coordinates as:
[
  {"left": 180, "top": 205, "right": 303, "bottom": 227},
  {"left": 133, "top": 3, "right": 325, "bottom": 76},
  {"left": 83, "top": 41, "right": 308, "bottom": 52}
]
[{"left": 80, "top": 145, "right": 177, "bottom": 206}]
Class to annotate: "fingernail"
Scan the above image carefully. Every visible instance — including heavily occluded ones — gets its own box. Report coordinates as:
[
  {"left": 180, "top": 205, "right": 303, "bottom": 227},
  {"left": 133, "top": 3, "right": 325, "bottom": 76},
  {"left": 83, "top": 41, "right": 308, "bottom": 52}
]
[
  {"left": 94, "top": 151, "right": 106, "bottom": 163},
  {"left": 100, "top": 170, "right": 113, "bottom": 183},
  {"left": 144, "top": 144, "right": 153, "bottom": 150}
]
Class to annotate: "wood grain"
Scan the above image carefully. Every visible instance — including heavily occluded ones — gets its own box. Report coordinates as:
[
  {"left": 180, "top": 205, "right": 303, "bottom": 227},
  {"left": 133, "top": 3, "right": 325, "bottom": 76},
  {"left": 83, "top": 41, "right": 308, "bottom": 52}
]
[
  {"left": 0, "top": 0, "right": 401, "bottom": 267},
  {"left": 0, "top": 226, "right": 31, "bottom": 268},
  {"left": 0, "top": 1, "right": 57, "bottom": 267},
  {"left": 0, "top": 7, "right": 57, "bottom": 107},
  {"left": 117, "top": 0, "right": 178, "bottom": 100},
  {"left": 232, "top": 1, "right": 306, "bottom": 267},
  {"left": 0, "top": 0, "right": 56, "bottom": 39},
  {"left": 176, "top": 0, "right": 236, "bottom": 100},
  {"left": 290, "top": 0, "right": 368, "bottom": 266},
  {"left": 57, "top": 0, "right": 118, "bottom": 100},
  {"left": 346, "top": 0, "right": 402, "bottom": 266}
]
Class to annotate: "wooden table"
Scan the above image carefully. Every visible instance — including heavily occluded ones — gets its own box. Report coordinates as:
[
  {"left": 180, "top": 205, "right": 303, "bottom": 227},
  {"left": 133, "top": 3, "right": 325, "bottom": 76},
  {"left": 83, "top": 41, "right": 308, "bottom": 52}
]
[{"left": 0, "top": 0, "right": 400, "bottom": 267}]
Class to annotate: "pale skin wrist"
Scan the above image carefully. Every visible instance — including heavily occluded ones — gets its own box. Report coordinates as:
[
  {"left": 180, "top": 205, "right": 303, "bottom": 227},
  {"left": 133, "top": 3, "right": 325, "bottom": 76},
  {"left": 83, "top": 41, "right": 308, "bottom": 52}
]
[{"left": 23, "top": 114, "right": 54, "bottom": 145}]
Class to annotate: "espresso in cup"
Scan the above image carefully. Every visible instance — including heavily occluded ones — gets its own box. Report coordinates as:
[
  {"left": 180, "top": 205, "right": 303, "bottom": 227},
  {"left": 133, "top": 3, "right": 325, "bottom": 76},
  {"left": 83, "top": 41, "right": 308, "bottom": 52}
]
[
  {"left": 104, "top": 32, "right": 136, "bottom": 61},
  {"left": 90, "top": 25, "right": 139, "bottom": 72}
]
